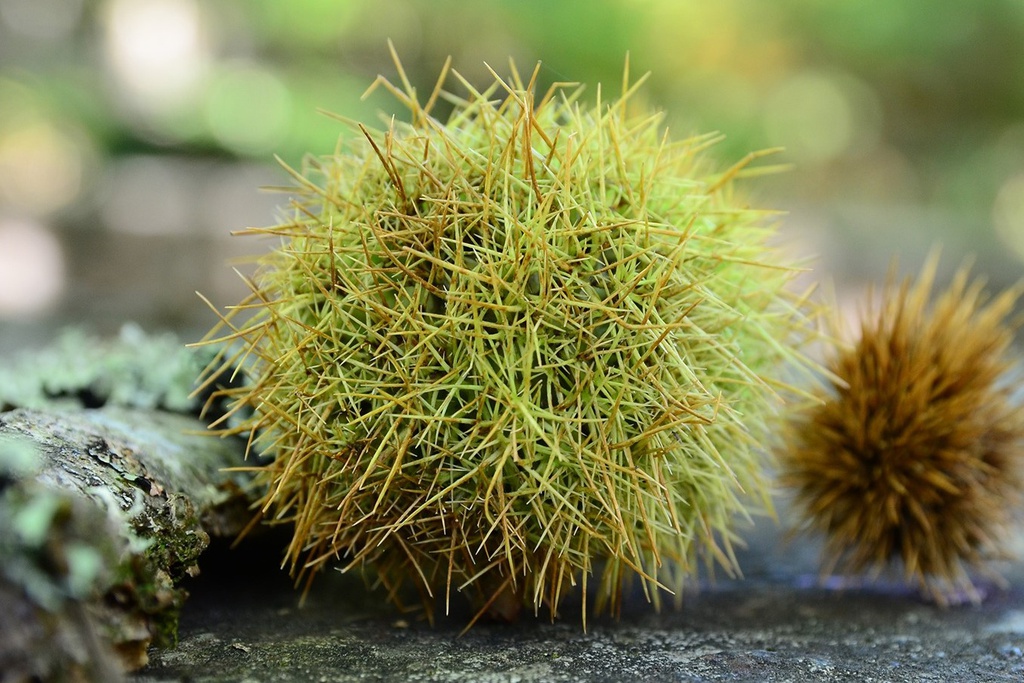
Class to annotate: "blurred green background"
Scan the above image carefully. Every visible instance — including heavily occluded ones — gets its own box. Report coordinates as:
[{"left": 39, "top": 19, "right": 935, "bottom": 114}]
[{"left": 2, "top": 0, "right": 1024, "bottom": 353}]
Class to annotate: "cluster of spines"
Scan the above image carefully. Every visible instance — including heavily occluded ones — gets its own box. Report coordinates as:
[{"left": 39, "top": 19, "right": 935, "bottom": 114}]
[
  {"left": 781, "top": 256, "right": 1024, "bottom": 603},
  {"left": 197, "top": 54, "right": 813, "bottom": 625}
]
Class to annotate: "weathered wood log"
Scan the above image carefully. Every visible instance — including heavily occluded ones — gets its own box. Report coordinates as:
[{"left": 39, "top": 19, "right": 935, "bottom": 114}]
[{"left": 0, "top": 327, "right": 252, "bottom": 680}]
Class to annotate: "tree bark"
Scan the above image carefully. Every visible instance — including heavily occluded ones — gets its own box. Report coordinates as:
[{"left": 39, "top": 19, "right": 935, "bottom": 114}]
[{"left": 0, "top": 327, "right": 252, "bottom": 681}]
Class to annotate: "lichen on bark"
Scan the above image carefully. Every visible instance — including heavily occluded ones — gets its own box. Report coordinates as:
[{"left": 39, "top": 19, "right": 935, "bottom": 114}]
[{"left": 0, "top": 328, "right": 252, "bottom": 679}]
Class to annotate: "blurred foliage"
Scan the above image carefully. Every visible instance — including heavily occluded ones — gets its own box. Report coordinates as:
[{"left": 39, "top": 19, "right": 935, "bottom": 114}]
[{"left": 1, "top": 0, "right": 1023, "bottom": 248}]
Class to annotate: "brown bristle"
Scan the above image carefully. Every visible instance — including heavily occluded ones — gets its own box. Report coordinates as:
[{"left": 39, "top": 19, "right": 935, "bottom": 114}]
[{"left": 781, "top": 256, "right": 1024, "bottom": 604}]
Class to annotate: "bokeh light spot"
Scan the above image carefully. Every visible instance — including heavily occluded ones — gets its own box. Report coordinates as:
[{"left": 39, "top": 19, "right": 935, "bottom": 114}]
[
  {"left": 103, "top": 0, "right": 208, "bottom": 110},
  {"left": 0, "top": 219, "right": 65, "bottom": 317},
  {"left": 0, "top": 123, "right": 84, "bottom": 216},
  {"left": 763, "top": 72, "right": 856, "bottom": 165},
  {"left": 204, "top": 63, "right": 291, "bottom": 155}
]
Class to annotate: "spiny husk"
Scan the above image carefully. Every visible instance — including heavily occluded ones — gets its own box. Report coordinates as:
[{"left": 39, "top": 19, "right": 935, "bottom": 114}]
[
  {"left": 197, "top": 54, "right": 814, "bottom": 624},
  {"left": 781, "top": 255, "right": 1024, "bottom": 604}
]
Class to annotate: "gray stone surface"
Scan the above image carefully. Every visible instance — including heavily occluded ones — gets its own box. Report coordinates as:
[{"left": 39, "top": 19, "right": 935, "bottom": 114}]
[{"left": 136, "top": 525, "right": 1024, "bottom": 682}]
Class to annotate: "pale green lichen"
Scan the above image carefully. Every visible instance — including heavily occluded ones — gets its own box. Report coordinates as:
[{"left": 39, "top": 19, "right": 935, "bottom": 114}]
[
  {"left": 0, "top": 324, "right": 211, "bottom": 414},
  {"left": 0, "top": 432, "right": 41, "bottom": 479},
  {"left": 1, "top": 479, "right": 123, "bottom": 613}
]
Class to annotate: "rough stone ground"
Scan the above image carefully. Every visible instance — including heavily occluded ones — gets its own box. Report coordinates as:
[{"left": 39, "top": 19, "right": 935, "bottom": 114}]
[{"left": 136, "top": 520, "right": 1024, "bottom": 682}]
